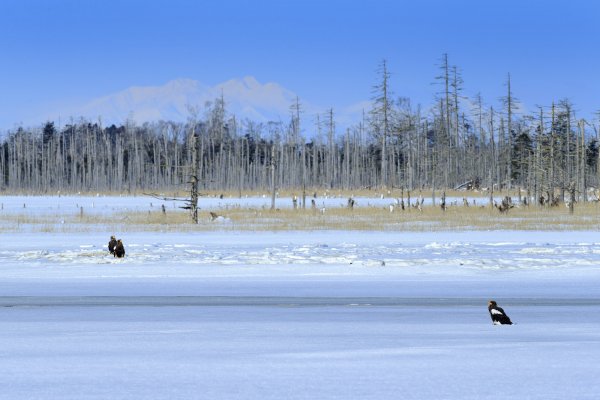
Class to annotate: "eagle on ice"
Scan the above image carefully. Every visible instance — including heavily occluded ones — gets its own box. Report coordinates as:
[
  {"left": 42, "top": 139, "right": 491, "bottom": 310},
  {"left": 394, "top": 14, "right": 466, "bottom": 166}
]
[
  {"left": 108, "top": 235, "right": 117, "bottom": 255},
  {"left": 488, "top": 300, "right": 513, "bottom": 325},
  {"left": 114, "top": 239, "right": 126, "bottom": 258}
]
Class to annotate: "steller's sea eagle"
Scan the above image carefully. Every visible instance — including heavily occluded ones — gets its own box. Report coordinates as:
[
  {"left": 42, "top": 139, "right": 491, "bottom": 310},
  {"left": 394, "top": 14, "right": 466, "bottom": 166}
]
[
  {"left": 108, "top": 235, "right": 117, "bottom": 255},
  {"left": 114, "top": 239, "right": 125, "bottom": 258},
  {"left": 488, "top": 300, "right": 513, "bottom": 325}
]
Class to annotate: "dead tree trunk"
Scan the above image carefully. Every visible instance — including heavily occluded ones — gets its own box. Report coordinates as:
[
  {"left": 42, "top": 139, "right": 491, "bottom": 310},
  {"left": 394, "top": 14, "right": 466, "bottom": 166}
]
[
  {"left": 190, "top": 126, "right": 199, "bottom": 224},
  {"left": 270, "top": 143, "right": 276, "bottom": 210}
]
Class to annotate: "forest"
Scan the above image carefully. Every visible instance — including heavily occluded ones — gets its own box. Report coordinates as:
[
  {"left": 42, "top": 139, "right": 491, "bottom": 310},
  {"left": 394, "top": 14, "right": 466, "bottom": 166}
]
[{"left": 1, "top": 55, "right": 599, "bottom": 206}]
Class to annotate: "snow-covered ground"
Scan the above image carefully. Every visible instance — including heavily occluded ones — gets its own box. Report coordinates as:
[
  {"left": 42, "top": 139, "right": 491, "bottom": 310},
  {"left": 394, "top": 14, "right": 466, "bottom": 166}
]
[
  {"left": 1, "top": 197, "right": 600, "bottom": 399},
  {"left": 0, "top": 193, "right": 494, "bottom": 216}
]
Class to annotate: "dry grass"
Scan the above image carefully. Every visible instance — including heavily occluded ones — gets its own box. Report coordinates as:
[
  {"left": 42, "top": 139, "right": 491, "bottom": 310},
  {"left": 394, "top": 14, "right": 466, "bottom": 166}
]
[
  {"left": 3, "top": 200, "right": 600, "bottom": 233},
  {"left": 202, "top": 202, "right": 600, "bottom": 231}
]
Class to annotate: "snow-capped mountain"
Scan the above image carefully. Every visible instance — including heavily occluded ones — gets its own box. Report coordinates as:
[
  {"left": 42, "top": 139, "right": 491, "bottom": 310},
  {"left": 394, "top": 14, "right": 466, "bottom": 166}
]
[{"left": 69, "top": 76, "right": 330, "bottom": 126}]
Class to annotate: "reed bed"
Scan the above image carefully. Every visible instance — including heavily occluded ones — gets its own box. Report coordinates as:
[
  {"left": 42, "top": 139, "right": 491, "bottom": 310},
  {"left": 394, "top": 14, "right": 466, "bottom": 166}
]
[{"left": 3, "top": 200, "right": 600, "bottom": 233}]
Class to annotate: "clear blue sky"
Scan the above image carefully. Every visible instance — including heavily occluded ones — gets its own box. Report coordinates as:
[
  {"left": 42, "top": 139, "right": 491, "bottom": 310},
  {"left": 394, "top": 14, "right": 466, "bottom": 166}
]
[{"left": 1, "top": 0, "right": 599, "bottom": 129}]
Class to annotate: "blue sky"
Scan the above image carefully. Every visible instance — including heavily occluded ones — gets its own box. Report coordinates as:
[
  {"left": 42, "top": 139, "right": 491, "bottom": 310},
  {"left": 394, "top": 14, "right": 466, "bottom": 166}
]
[{"left": 1, "top": 0, "right": 599, "bottom": 129}]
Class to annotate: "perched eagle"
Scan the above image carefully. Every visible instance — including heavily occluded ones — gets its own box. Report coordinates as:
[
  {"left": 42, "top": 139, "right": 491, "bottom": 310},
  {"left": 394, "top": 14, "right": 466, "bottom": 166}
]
[
  {"left": 114, "top": 239, "right": 126, "bottom": 258},
  {"left": 108, "top": 235, "right": 117, "bottom": 255},
  {"left": 488, "top": 300, "right": 513, "bottom": 325}
]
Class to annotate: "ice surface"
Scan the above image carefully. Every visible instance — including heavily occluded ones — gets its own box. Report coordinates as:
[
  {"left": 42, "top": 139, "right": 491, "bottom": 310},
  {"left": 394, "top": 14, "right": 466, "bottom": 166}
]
[
  {"left": 1, "top": 198, "right": 600, "bottom": 399},
  {"left": 1, "top": 302, "right": 599, "bottom": 400}
]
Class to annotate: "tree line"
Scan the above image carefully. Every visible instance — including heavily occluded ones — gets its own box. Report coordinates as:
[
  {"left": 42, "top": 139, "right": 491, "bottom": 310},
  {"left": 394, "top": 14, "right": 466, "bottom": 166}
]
[{"left": 1, "top": 55, "right": 599, "bottom": 205}]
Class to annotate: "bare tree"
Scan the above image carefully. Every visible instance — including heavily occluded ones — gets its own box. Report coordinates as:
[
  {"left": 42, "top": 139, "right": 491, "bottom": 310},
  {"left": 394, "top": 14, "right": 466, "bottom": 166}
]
[{"left": 370, "top": 59, "right": 393, "bottom": 189}]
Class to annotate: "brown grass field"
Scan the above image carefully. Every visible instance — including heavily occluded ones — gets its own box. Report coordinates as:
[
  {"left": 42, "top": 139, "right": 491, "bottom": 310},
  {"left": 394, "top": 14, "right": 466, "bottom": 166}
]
[{"left": 3, "top": 196, "right": 600, "bottom": 233}]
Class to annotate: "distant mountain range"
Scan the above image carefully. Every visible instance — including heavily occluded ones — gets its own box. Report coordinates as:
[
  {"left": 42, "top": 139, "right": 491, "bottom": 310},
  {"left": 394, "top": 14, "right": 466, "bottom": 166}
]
[{"left": 49, "top": 76, "right": 368, "bottom": 130}]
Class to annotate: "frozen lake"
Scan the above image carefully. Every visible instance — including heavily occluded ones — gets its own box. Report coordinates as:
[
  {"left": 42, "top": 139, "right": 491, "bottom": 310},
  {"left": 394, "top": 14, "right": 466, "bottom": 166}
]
[
  {"left": 1, "top": 218, "right": 600, "bottom": 398},
  {"left": 0, "top": 193, "right": 497, "bottom": 221},
  {"left": 1, "top": 297, "right": 599, "bottom": 399}
]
